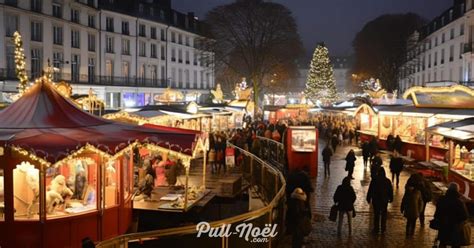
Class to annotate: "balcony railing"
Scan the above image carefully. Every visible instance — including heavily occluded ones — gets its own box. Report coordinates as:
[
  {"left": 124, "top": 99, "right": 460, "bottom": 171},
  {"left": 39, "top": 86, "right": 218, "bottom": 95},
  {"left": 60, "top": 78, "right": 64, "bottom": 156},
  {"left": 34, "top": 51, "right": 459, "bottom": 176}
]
[{"left": 0, "top": 70, "right": 213, "bottom": 90}]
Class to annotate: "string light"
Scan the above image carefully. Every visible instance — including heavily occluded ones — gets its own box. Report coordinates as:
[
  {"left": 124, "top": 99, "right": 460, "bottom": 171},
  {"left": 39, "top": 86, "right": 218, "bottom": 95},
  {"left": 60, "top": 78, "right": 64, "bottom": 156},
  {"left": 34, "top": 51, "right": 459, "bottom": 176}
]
[{"left": 13, "top": 31, "right": 28, "bottom": 94}]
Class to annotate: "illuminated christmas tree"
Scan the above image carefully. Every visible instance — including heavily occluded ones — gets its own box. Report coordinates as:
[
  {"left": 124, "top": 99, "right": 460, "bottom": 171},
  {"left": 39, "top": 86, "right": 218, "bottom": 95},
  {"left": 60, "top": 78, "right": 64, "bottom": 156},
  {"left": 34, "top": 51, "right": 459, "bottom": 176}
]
[
  {"left": 13, "top": 31, "right": 28, "bottom": 94},
  {"left": 304, "top": 43, "right": 337, "bottom": 103}
]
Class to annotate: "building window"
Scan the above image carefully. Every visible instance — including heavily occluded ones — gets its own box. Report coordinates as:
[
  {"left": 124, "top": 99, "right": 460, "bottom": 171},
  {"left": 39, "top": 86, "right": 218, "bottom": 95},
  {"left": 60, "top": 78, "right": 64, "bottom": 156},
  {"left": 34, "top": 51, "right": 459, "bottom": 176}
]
[
  {"left": 161, "top": 29, "right": 166, "bottom": 41},
  {"left": 171, "top": 48, "right": 176, "bottom": 62},
  {"left": 53, "top": 26, "right": 63, "bottom": 45},
  {"left": 105, "top": 59, "right": 113, "bottom": 82},
  {"left": 31, "top": 0, "right": 42, "bottom": 12},
  {"left": 193, "top": 70, "right": 197, "bottom": 88},
  {"left": 151, "top": 27, "right": 157, "bottom": 39},
  {"left": 193, "top": 52, "right": 198, "bottom": 65},
  {"left": 151, "top": 65, "right": 157, "bottom": 83},
  {"left": 71, "top": 54, "right": 80, "bottom": 82},
  {"left": 178, "top": 49, "right": 182, "bottom": 63},
  {"left": 185, "top": 51, "right": 190, "bottom": 64},
  {"left": 185, "top": 69, "right": 189, "bottom": 88},
  {"left": 178, "top": 68, "right": 182, "bottom": 88},
  {"left": 88, "top": 57, "right": 95, "bottom": 83},
  {"left": 185, "top": 37, "right": 190, "bottom": 46},
  {"left": 441, "top": 49, "right": 444, "bottom": 64},
  {"left": 450, "top": 45, "right": 454, "bottom": 62},
  {"left": 161, "top": 45, "right": 165, "bottom": 60},
  {"left": 171, "top": 32, "right": 176, "bottom": 42},
  {"left": 31, "top": 48, "right": 42, "bottom": 79},
  {"left": 6, "top": 46, "right": 15, "bottom": 78},
  {"left": 460, "top": 42, "right": 464, "bottom": 58},
  {"left": 122, "top": 39, "right": 130, "bottom": 55},
  {"left": 139, "top": 64, "right": 146, "bottom": 83},
  {"left": 460, "top": 24, "right": 465, "bottom": 36},
  {"left": 139, "top": 41, "right": 146, "bottom": 57},
  {"left": 53, "top": 51, "right": 63, "bottom": 81},
  {"left": 88, "top": 15, "right": 95, "bottom": 28},
  {"left": 161, "top": 66, "right": 165, "bottom": 82},
  {"left": 52, "top": 2, "right": 62, "bottom": 18},
  {"left": 450, "top": 28, "right": 455, "bottom": 39},
  {"left": 434, "top": 52, "right": 437, "bottom": 66},
  {"left": 139, "top": 24, "right": 146, "bottom": 37},
  {"left": 121, "top": 21, "right": 129, "bottom": 35},
  {"left": 88, "top": 33, "right": 95, "bottom": 52},
  {"left": 428, "top": 54, "right": 431, "bottom": 68},
  {"left": 139, "top": 4, "right": 144, "bottom": 13},
  {"left": 106, "top": 17, "right": 114, "bottom": 32},
  {"left": 178, "top": 34, "right": 182, "bottom": 44},
  {"left": 5, "top": 13, "right": 18, "bottom": 37},
  {"left": 122, "top": 61, "right": 130, "bottom": 81},
  {"left": 71, "top": 9, "right": 80, "bottom": 23},
  {"left": 106, "top": 36, "right": 114, "bottom": 53},
  {"left": 435, "top": 37, "right": 438, "bottom": 46},
  {"left": 31, "top": 21, "right": 42, "bottom": 42},
  {"left": 151, "top": 44, "right": 157, "bottom": 58},
  {"left": 5, "top": 0, "right": 17, "bottom": 6},
  {"left": 441, "top": 33, "right": 445, "bottom": 43},
  {"left": 171, "top": 67, "right": 176, "bottom": 86},
  {"left": 160, "top": 9, "right": 165, "bottom": 20},
  {"left": 71, "top": 30, "right": 80, "bottom": 48}
]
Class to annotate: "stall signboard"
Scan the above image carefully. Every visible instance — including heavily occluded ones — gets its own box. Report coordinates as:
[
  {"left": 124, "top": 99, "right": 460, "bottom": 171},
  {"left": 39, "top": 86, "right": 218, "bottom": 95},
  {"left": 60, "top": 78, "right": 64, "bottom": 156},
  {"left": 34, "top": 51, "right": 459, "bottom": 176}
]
[{"left": 291, "top": 128, "right": 316, "bottom": 152}]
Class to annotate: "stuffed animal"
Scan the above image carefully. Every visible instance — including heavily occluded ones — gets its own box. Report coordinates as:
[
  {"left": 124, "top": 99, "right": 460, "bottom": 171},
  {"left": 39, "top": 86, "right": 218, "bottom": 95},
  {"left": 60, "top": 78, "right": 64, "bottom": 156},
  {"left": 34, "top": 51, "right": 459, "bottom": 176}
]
[
  {"left": 50, "top": 175, "right": 73, "bottom": 199},
  {"left": 45, "top": 190, "right": 64, "bottom": 214}
]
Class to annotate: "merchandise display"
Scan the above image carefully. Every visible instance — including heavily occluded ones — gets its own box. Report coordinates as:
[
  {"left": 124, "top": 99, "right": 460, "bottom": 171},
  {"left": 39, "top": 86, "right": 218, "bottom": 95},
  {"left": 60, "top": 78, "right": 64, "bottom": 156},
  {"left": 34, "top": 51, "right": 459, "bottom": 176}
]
[
  {"left": 13, "top": 161, "right": 39, "bottom": 220},
  {"left": 451, "top": 145, "right": 474, "bottom": 180}
]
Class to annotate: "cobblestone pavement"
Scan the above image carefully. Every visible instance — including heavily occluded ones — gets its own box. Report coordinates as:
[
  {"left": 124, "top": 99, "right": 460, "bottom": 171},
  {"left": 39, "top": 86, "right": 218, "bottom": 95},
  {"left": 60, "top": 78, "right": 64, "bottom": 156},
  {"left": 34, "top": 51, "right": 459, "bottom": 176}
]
[{"left": 281, "top": 140, "right": 474, "bottom": 248}]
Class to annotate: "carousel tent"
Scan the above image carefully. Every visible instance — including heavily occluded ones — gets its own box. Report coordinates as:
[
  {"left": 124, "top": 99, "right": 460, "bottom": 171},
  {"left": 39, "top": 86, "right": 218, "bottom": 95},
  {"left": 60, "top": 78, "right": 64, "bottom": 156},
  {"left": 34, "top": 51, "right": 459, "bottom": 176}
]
[{"left": 0, "top": 80, "right": 200, "bottom": 163}]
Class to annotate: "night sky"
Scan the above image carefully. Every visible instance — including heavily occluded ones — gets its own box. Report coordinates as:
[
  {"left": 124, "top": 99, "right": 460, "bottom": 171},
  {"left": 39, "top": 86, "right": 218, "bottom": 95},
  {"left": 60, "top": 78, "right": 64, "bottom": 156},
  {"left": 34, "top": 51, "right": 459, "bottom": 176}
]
[{"left": 173, "top": 0, "right": 452, "bottom": 57}]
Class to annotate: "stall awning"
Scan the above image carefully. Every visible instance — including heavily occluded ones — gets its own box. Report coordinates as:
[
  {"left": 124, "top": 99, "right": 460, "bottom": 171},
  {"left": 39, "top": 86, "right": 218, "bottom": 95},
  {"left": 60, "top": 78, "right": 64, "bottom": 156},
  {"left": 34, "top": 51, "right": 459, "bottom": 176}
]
[
  {"left": 0, "top": 80, "right": 200, "bottom": 164},
  {"left": 426, "top": 118, "right": 474, "bottom": 141}
]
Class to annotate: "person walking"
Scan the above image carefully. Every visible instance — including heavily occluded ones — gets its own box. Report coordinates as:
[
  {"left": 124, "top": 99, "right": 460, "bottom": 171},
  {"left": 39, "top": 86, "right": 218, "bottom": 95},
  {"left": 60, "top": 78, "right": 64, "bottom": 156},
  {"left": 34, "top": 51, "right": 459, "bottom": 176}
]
[
  {"left": 418, "top": 174, "right": 432, "bottom": 226},
  {"left": 362, "top": 141, "right": 370, "bottom": 168},
  {"left": 287, "top": 188, "right": 311, "bottom": 248},
  {"left": 331, "top": 134, "right": 339, "bottom": 153},
  {"left": 322, "top": 145, "right": 333, "bottom": 177},
  {"left": 370, "top": 153, "right": 383, "bottom": 179},
  {"left": 401, "top": 184, "right": 423, "bottom": 237},
  {"left": 389, "top": 153, "right": 404, "bottom": 188},
  {"left": 345, "top": 149, "right": 357, "bottom": 179},
  {"left": 369, "top": 136, "right": 378, "bottom": 162},
  {"left": 394, "top": 135, "right": 403, "bottom": 153},
  {"left": 333, "top": 177, "right": 356, "bottom": 237},
  {"left": 433, "top": 182, "right": 469, "bottom": 248},
  {"left": 367, "top": 167, "right": 393, "bottom": 234}
]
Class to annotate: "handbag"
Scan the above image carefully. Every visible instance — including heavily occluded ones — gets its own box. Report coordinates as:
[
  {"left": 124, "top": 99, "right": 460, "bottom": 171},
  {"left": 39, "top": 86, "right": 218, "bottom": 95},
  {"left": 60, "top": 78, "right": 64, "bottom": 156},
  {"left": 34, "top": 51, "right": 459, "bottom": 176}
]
[
  {"left": 329, "top": 204, "right": 338, "bottom": 222},
  {"left": 429, "top": 218, "right": 440, "bottom": 230}
]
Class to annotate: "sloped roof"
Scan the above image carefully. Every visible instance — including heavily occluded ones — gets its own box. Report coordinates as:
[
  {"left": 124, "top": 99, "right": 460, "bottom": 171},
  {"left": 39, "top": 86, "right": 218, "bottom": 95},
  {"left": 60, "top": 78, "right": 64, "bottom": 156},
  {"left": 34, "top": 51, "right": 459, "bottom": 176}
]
[{"left": 0, "top": 80, "right": 200, "bottom": 163}]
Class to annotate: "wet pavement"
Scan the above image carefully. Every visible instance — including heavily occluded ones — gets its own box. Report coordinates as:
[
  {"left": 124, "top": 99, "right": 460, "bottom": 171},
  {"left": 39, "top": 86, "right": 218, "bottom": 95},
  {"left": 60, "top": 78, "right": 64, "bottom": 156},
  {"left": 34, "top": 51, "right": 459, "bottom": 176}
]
[{"left": 281, "top": 140, "right": 474, "bottom": 248}]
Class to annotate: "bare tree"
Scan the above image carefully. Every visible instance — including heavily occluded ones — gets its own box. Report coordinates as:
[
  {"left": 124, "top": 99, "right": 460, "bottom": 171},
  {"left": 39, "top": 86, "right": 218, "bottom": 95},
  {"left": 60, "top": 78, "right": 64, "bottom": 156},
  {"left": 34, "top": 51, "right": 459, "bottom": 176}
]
[{"left": 203, "top": 0, "right": 303, "bottom": 114}]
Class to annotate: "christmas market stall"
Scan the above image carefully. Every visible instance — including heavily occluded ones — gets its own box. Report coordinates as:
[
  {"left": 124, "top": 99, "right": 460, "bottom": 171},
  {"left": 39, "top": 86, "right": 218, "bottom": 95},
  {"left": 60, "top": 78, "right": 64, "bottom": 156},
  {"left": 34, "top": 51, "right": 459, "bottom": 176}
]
[
  {"left": 426, "top": 118, "right": 474, "bottom": 200},
  {"left": 0, "top": 78, "right": 206, "bottom": 248}
]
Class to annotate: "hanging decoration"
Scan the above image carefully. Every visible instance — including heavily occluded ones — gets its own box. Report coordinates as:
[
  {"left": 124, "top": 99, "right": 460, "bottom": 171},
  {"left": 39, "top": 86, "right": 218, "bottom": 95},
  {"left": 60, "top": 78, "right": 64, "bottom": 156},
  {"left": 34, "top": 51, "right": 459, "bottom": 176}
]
[{"left": 13, "top": 31, "right": 28, "bottom": 94}]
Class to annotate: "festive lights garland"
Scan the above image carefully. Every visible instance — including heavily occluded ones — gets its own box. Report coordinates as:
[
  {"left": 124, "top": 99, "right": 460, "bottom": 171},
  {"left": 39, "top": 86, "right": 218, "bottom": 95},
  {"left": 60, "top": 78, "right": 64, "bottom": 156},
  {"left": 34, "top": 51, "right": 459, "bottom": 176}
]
[{"left": 13, "top": 31, "right": 28, "bottom": 94}]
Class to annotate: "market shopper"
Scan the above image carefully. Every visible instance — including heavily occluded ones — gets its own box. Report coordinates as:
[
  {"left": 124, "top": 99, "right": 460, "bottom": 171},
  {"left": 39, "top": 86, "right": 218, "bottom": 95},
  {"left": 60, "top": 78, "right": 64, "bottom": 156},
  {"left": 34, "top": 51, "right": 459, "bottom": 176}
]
[
  {"left": 287, "top": 188, "right": 311, "bottom": 248},
  {"left": 362, "top": 141, "right": 371, "bottom": 168},
  {"left": 370, "top": 153, "right": 383, "bottom": 179},
  {"left": 333, "top": 177, "right": 356, "bottom": 237},
  {"left": 433, "top": 182, "right": 470, "bottom": 248},
  {"left": 331, "top": 134, "right": 339, "bottom": 153},
  {"left": 322, "top": 145, "right": 333, "bottom": 177},
  {"left": 367, "top": 167, "right": 393, "bottom": 234},
  {"left": 345, "top": 149, "right": 357, "bottom": 179},
  {"left": 394, "top": 135, "right": 403, "bottom": 153},
  {"left": 389, "top": 153, "right": 404, "bottom": 188},
  {"left": 401, "top": 183, "right": 423, "bottom": 237}
]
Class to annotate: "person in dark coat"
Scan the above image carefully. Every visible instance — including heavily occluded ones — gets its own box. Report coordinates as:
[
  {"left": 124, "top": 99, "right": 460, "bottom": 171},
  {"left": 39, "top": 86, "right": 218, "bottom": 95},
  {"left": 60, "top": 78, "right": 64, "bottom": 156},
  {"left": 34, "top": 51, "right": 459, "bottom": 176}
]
[
  {"left": 331, "top": 134, "right": 339, "bottom": 153},
  {"left": 370, "top": 153, "right": 383, "bottom": 179},
  {"left": 287, "top": 188, "right": 311, "bottom": 248},
  {"left": 362, "top": 141, "right": 371, "bottom": 168},
  {"left": 389, "top": 153, "right": 404, "bottom": 188},
  {"left": 418, "top": 174, "right": 432, "bottom": 226},
  {"left": 345, "top": 149, "right": 357, "bottom": 179},
  {"left": 322, "top": 145, "right": 333, "bottom": 177},
  {"left": 401, "top": 184, "right": 423, "bottom": 237},
  {"left": 394, "top": 135, "right": 403, "bottom": 153},
  {"left": 434, "top": 182, "right": 469, "bottom": 248},
  {"left": 334, "top": 177, "right": 356, "bottom": 236},
  {"left": 367, "top": 167, "right": 393, "bottom": 234},
  {"left": 386, "top": 134, "right": 395, "bottom": 152},
  {"left": 369, "top": 136, "right": 378, "bottom": 162}
]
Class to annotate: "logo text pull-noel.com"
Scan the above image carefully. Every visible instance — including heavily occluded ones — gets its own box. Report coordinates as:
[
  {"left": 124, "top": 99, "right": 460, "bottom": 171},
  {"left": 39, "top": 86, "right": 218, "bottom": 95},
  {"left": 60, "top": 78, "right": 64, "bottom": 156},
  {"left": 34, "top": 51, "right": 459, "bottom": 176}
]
[{"left": 196, "top": 221, "right": 278, "bottom": 243}]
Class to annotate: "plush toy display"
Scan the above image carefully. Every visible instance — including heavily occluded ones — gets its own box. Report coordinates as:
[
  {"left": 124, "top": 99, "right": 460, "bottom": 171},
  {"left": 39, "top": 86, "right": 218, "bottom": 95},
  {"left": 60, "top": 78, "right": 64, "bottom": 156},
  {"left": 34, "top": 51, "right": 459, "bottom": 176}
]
[
  {"left": 50, "top": 175, "right": 74, "bottom": 199},
  {"left": 45, "top": 190, "right": 64, "bottom": 214}
]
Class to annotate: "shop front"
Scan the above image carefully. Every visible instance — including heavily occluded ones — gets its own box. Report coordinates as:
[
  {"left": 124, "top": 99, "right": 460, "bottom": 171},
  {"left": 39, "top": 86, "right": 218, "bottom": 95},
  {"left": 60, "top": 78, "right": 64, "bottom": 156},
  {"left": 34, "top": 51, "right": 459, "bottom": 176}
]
[{"left": 0, "top": 78, "right": 202, "bottom": 248}]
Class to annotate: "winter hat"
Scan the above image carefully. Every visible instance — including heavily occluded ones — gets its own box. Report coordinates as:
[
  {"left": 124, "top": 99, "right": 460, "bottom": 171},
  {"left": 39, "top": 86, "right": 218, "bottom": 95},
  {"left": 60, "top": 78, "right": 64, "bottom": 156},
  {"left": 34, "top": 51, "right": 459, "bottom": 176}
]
[
  {"left": 291, "top": 187, "right": 307, "bottom": 201},
  {"left": 448, "top": 182, "right": 459, "bottom": 192}
]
